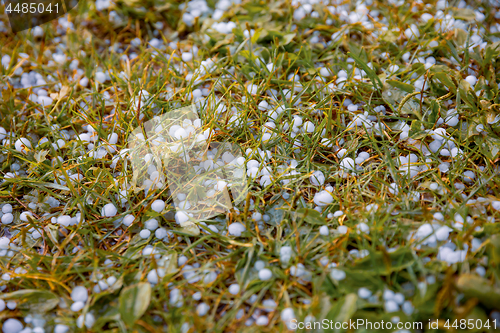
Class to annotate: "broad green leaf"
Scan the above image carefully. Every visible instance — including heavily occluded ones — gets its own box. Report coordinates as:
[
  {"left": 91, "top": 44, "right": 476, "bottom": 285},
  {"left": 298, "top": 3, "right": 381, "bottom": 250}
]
[
  {"left": 432, "top": 72, "right": 456, "bottom": 91},
  {"left": 386, "top": 80, "right": 414, "bottom": 93},
  {"left": 489, "top": 234, "right": 500, "bottom": 269},
  {"left": 351, "top": 247, "right": 415, "bottom": 275},
  {"left": 456, "top": 274, "right": 500, "bottom": 309},
  {"left": 382, "top": 85, "right": 420, "bottom": 116},
  {"left": 452, "top": 8, "right": 476, "bottom": 21},
  {"left": 294, "top": 208, "right": 326, "bottom": 225},
  {"left": 282, "top": 33, "right": 296, "bottom": 45},
  {"left": 180, "top": 222, "right": 200, "bottom": 236},
  {"left": 326, "top": 294, "right": 358, "bottom": 333},
  {"left": 2, "top": 289, "right": 59, "bottom": 313},
  {"left": 119, "top": 282, "right": 151, "bottom": 326},
  {"left": 33, "top": 150, "right": 49, "bottom": 163}
]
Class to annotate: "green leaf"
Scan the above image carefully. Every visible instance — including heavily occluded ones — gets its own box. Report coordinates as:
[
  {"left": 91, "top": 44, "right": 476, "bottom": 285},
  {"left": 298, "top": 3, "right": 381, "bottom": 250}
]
[
  {"left": 326, "top": 294, "right": 358, "bottom": 333},
  {"left": 452, "top": 8, "right": 476, "bottom": 21},
  {"left": 382, "top": 85, "right": 420, "bottom": 116},
  {"left": 282, "top": 33, "right": 296, "bottom": 45},
  {"left": 119, "top": 282, "right": 151, "bottom": 326},
  {"left": 432, "top": 72, "right": 456, "bottom": 91},
  {"left": 409, "top": 120, "right": 427, "bottom": 139},
  {"left": 489, "top": 234, "right": 500, "bottom": 270},
  {"left": 386, "top": 80, "right": 414, "bottom": 93},
  {"left": 485, "top": 136, "right": 500, "bottom": 159},
  {"left": 348, "top": 52, "right": 382, "bottom": 91},
  {"left": 456, "top": 274, "right": 500, "bottom": 309},
  {"left": 428, "top": 100, "right": 440, "bottom": 124},
  {"left": 33, "top": 150, "right": 49, "bottom": 163},
  {"left": 294, "top": 208, "right": 326, "bottom": 225},
  {"left": 2, "top": 289, "right": 59, "bottom": 313},
  {"left": 351, "top": 247, "right": 415, "bottom": 275}
]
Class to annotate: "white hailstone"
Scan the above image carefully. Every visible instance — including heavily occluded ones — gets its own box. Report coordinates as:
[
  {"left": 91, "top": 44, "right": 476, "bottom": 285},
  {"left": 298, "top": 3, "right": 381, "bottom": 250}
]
[
  {"left": 145, "top": 219, "right": 159, "bottom": 231},
  {"left": 101, "top": 203, "right": 117, "bottom": 217},
  {"left": 254, "top": 260, "right": 266, "bottom": 271},
  {"left": 229, "top": 283, "right": 240, "bottom": 295},
  {"left": 445, "top": 115, "right": 459, "bottom": 127},
  {"left": 256, "top": 316, "right": 269, "bottom": 326},
  {"left": 388, "top": 64, "right": 400, "bottom": 73},
  {"left": 54, "top": 324, "right": 69, "bottom": 333},
  {"left": 433, "top": 212, "right": 444, "bottom": 221},
  {"left": 32, "top": 230, "right": 42, "bottom": 239},
  {"left": 228, "top": 222, "right": 246, "bottom": 236},
  {"left": 1, "top": 204, "right": 12, "bottom": 214},
  {"left": 247, "top": 84, "right": 259, "bottom": 95},
  {"left": 1, "top": 213, "right": 14, "bottom": 225},
  {"left": 71, "top": 286, "right": 88, "bottom": 302},
  {"left": 465, "top": 75, "right": 477, "bottom": 86},
  {"left": 280, "top": 246, "right": 293, "bottom": 265},
  {"left": 310, "top": 170, "right": 325, "bottom": 186},
  {"left": 438, "top": 163, "right": 450, "bottom": 173},
  {"left": 0, "top": 299, "right": 4, "bottom": 311},
  {"left": 20, "top": 212, "right": 33, "bottom": 222},
  {"left": 492, "top": 201, "right": 500, "bottom": 211},
  {"left": 197, "top": 302, "right": 210, "bottom": 316},
  {"left": 175, "top": 211, "right": 190, "bottom": 224},
  {"left": 95, "top": 72, "right": 106, "bottom": 83},
  {"left": 258, "top": 268, "right": 273, "bottom": 281},
  {"left": 313, "top": 190, "right": 334, "bottom": 206},
  {"left": 192, "top": 292, "right": 202, "bottom": 301},
  {"left": 340, "top": 157, "right": 355, "bottom": 171},
  {"left": 402, "top": 301, "right": 414, "bottom": 315},
  {"left": 174, "top": 128, "right": 188, "bottom": 140},
  {"left": 76, "top": 313, "right": 95, "bottom": 329},
  {"left": 366, "top": 203, "right": 378, "bottom": 213},
  {"left": 0, "top": 127, "right": 6, "bottom": 141},
  {"left": 79, "top": 77, "right": 89, "bottom": 87},
  {"left": 107, "top": 276, "right": 117, "bottom": 286},
  {"left": 57, "top": 215, "right": 71, "bottom": 227},
  {"left": 0, "top": 237, "right": 10, "bottom": 249},
  {"left": 170, "top": 288, "right": 184, "bottom": 307},
  {"left": 178, "top": 256, "right": 188, "bottom": 266},
  {"left": 333, "top": 210, "right": 343, "bottom": 217},
  {"left": 181, "top": 52, "right": 193, "bottom": 62},
  {"left": 385, "top": 300, "right": 399, "bottom": 312},
  {"left": 15, "top": 138, "right": 32, "bottom": 154},
  {"left": 330, "top": 268, "right": 346, "bottom": 281},
  {"left": 337, "top": 148, "right": 347, "bottom": 158},
  {"left": 155, "top": 228, "right": 168, "bottom": 239},
  {"left": 71, "top": 301, "right": 85, "bottom": 312},
  {"left": 393, "top": 293, "right": 405, "bottom": 304},
  {"left": 122, "top": 214, "right": 135, "bottom": 227},
  {"left": 435, "top": 226, "right": 451, "bottom": 241},
  {"left": 476, "top": 266, "right": 486, "bottom": 277},
  {"left": 337, "top": 226, "right": 348, "bottom": 234},
  {"left": 357, "top": 222, "right": 369, "bottom": 234},
  {"left": 358, "top": 287, "right": 372, "bottom": 299},
  {"left": 140, "top": 229, "right": 151, "bottom": 239},
  {"left": 303, "top": 121, "right": 315, "bottom": 133},
  {"left": 463, "top": 170, "right": 475, "bottom": 183},
  {"left": 2, "top": 319, "right": 24, "bottom": 333},
  {"left": 147, "top": 268, "right": 165, "bottom": 284},
  {"left": 319, "top": 225, "right": 329, "bottom": 236},
  {"left": 260, "top": 175, "right": 272, "bottom": 187},
  {"left": 320, "top": 67, "right": 331, "bottom": 77},
  {"left": 107, "top": 133, "right": 118, "bottom": 145}
]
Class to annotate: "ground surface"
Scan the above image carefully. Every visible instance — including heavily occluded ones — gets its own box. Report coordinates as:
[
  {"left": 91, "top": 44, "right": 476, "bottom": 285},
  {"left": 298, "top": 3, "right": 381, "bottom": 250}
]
[{"left": 1, "top": 0, "right": 500, "bottom": 332}]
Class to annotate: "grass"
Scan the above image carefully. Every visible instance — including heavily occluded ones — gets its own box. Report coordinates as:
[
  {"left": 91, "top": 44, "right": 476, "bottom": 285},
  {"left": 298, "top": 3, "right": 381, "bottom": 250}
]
[{"left": 1, "top": 0, "right": 500, "bottom": 332}]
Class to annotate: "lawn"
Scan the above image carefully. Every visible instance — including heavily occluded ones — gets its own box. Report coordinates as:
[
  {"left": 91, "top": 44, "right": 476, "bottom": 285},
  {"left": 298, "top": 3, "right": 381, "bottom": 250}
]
[{"left": 1, "top": 0, "right": 500, "bottom": 332}]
